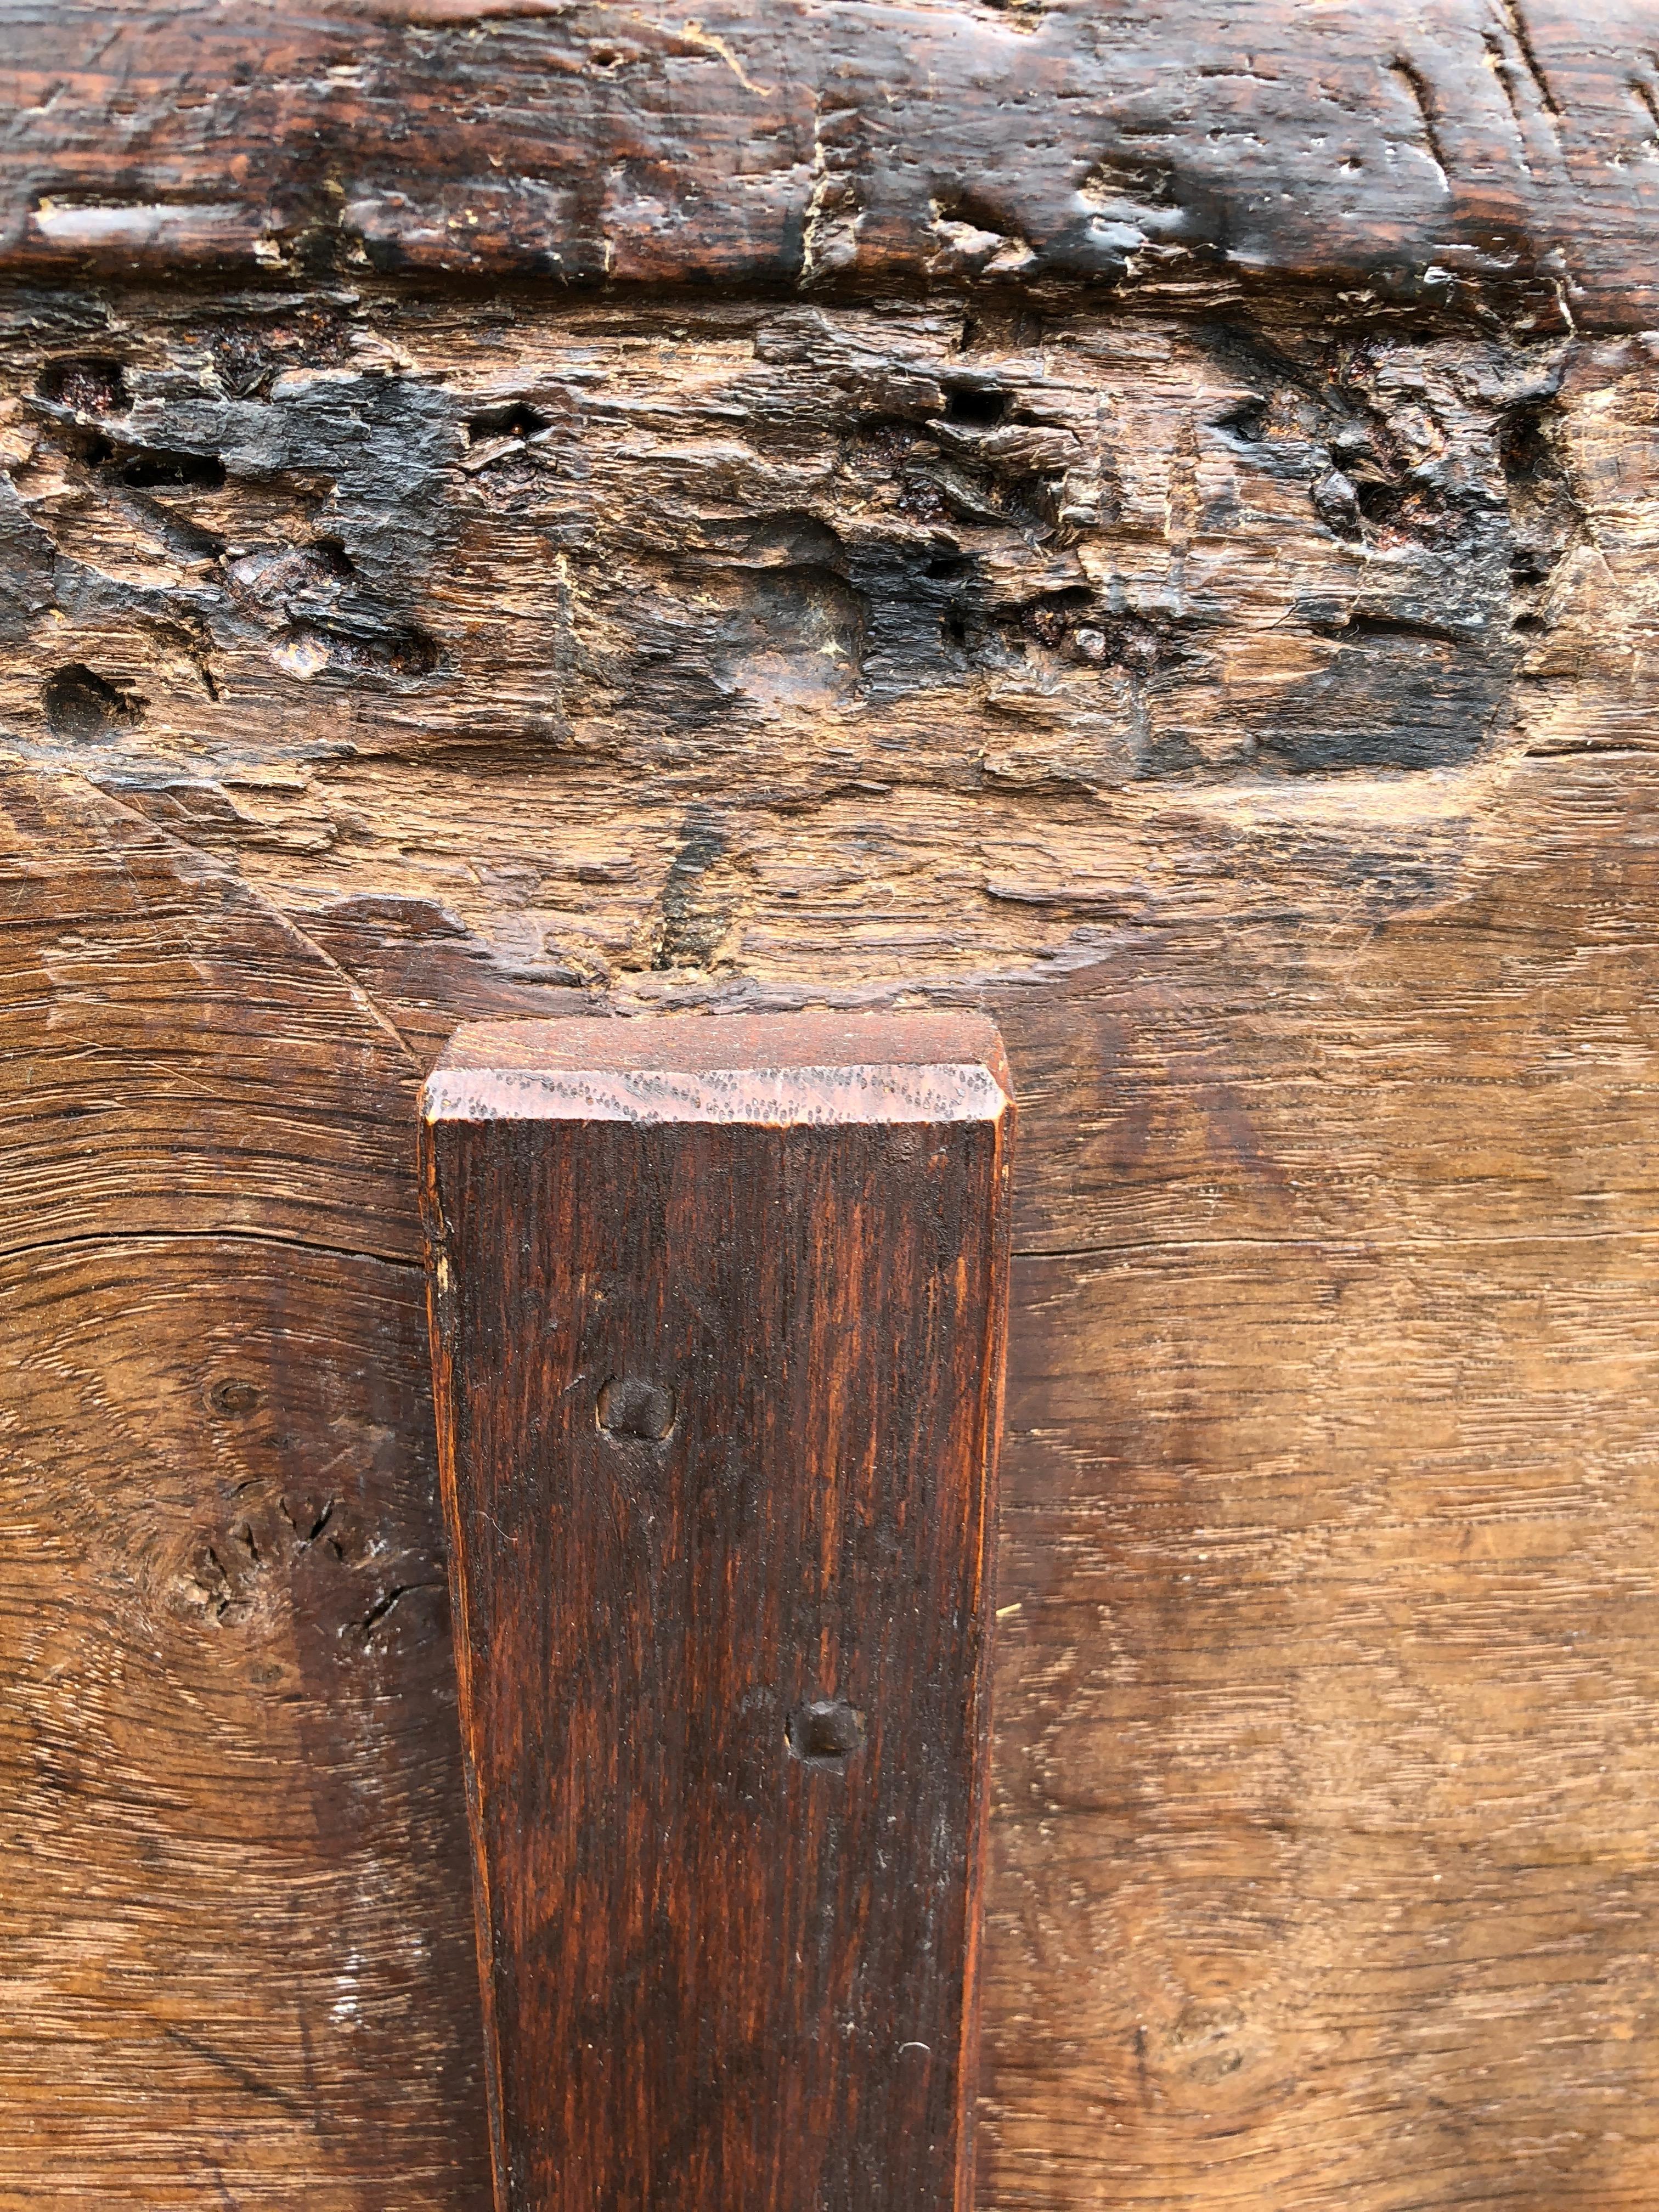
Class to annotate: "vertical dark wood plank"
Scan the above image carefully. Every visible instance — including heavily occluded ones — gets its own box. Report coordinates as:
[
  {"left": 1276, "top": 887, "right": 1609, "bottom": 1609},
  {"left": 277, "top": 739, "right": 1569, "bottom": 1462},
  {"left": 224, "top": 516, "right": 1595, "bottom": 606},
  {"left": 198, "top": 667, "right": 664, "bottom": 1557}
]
[{"left": 420, "top": 1012, "right": 1015, "bottom": 2212}]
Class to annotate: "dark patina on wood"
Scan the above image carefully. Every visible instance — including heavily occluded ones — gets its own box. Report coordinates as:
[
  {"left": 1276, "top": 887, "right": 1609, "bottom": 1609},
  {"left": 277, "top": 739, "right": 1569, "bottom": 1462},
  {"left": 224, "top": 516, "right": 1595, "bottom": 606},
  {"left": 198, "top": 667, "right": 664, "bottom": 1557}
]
[
  {"left": 3, "top": 1, "right": 1658, "bottom": 328},
  {"left": 419, "top": 1011, "right": 1014, "bottom": 2212}
]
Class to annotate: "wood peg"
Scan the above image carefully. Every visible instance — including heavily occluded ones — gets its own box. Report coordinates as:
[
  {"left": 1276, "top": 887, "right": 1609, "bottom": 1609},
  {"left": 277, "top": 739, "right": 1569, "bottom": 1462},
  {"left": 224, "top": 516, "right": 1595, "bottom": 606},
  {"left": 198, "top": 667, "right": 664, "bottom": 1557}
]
[{"left": 419, "top": 1012, "right": 1015, "bottom": 2212}]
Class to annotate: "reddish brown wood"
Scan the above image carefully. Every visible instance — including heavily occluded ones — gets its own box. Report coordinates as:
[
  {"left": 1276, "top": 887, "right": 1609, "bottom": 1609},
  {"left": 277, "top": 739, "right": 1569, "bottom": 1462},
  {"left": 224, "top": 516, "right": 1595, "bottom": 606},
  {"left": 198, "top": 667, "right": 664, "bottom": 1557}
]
[
  {"left": 8, "top": 8, "right": 1659, "bottom": 2199},
  {"left": 3, "top": 1, "right": 1658, "bottom": 327},
  {"left": 419, "top": 1011, "right": 1015, "bottom": 2212}
]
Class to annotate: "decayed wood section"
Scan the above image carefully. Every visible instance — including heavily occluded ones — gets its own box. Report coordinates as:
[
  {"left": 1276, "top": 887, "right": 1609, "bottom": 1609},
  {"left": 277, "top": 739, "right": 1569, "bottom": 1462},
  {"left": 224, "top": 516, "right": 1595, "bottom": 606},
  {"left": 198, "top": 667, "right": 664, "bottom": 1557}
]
[
  {"left": 4, "top": 0, "right": 1659, "bottom": 2191},
  {"left": 422, "top": 1012, "right": 1013, "bottom": 2211},
  {"left": 3, "top": 272, "right": 1658, "bottom": 2206},
  {"left": 3, "top": 1, "right": 1659, "bottom": 328}
]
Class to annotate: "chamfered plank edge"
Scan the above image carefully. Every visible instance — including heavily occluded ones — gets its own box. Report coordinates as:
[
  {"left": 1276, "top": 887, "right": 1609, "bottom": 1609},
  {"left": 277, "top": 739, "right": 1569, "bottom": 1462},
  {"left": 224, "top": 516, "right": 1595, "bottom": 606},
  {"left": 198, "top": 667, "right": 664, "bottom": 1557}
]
[
  {"left": 417, "top": 1005, "right": 1014, "bottom": 2211},
  {"left": 423, "top": 1012, "right": 1015, "bottom": 1126}
]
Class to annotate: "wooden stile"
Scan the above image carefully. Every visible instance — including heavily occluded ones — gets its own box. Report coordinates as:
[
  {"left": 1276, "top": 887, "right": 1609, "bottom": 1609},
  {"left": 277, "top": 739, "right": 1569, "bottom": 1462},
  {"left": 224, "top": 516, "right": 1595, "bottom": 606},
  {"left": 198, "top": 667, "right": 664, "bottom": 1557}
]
[{"left": 419, "top": 1012, "right": 1015, "bottom": 2212}]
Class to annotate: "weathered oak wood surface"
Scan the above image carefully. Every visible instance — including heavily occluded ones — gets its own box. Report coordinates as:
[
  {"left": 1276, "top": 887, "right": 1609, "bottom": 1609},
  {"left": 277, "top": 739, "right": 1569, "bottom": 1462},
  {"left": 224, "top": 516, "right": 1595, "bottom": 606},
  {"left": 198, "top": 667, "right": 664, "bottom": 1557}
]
[
  {"left": 4, "top": 1, "right": 1659, "bottom": 328},
  {"left": 421, "top": 1012, "right": 1013, "bottom": 2212},
  {"left": 3, "top": 0, "right": 1659, "bottom": 2204}
]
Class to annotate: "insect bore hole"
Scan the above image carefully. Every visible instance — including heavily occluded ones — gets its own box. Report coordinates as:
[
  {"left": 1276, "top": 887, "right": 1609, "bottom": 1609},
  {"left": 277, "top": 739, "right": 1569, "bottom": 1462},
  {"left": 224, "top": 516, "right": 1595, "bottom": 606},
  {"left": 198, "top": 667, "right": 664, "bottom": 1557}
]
[{"left": 787, "top": 1699, "right": 867, "bottom": 1767}]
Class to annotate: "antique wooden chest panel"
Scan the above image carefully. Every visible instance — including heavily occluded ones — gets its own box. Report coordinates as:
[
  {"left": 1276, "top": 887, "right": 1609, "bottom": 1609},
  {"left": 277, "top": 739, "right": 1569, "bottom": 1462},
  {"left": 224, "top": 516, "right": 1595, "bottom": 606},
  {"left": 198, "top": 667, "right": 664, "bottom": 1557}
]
[{"left": 3, "top": 3, "right": 1658, "bottom": 2205}]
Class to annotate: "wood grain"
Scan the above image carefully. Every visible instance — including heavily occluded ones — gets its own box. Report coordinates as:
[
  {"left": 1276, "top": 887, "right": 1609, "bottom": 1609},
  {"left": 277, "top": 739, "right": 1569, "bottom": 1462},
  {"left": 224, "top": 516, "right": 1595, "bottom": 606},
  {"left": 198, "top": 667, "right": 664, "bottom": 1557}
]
[
  {"left": 0, "top": 772, "right": 490, "bottom": 2208},
  {"left": 2, "top": 2, "right": 1659, "bottom": 327},
  {"left": 981, "top": 862, "right": 1659, "bottom": 2208},
  {"left": 1, "top": 28, "right": 1658, "bottom": 2198},
  {"left": 0, "top": 295, "right": 1611, "bottom": 829},
  {"left": 420, "top": 1013, "right": 1014, "bottom": 2212}
]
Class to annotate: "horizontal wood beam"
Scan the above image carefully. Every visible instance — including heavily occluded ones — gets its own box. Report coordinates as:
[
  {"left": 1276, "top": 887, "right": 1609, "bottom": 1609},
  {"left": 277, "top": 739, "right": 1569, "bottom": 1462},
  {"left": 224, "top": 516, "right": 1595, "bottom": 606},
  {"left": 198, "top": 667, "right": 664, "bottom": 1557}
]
[{"left": 2, "top": 1, "right": 1656, "bottom": 325}]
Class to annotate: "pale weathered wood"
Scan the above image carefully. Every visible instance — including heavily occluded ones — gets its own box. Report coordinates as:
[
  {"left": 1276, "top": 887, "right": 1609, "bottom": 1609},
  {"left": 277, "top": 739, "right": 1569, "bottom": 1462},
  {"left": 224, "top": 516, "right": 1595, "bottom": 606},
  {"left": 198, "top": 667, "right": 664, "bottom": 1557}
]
[
  {"left": 9, "top": 688, "right": 1659, "bottom": 2204},
  {"left": 0, "top": 295, "right": 1610, "bottom": 838},
  {"left": 0, "top": 773, "right": 491, "bottom": 2207}
]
